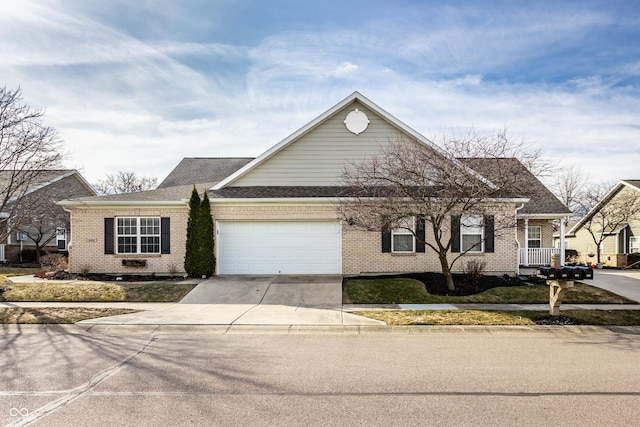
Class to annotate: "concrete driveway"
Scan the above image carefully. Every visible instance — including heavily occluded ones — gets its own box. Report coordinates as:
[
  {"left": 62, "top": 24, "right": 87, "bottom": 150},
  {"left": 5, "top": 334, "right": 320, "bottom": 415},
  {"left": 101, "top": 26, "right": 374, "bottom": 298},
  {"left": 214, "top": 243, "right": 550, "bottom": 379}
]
[
  {"left": 80, "top": 275, "right": 383, "bottom": 326},
  {"left": 589, "top": 269, "right": 640, "bottom": 302}
]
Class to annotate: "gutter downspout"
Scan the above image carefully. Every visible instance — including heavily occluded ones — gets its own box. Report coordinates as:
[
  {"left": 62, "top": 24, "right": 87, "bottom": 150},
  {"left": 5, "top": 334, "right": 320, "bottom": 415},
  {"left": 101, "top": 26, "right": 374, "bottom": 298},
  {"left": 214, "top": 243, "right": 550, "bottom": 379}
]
[
  {"left": 62, "top": 206, "right": 73, "bottom": 254},
  {"left": 515, "top": 203, "right": 525, "bottom": 276}
]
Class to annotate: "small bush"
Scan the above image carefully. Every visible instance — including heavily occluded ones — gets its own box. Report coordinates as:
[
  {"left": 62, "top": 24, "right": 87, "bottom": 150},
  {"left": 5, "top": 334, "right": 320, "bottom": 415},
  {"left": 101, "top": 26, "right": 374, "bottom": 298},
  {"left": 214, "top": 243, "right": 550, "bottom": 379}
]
[
  {"left": 565, "top": 249, "right": 579, "bottom": 264},
  {"left": 20, "top": 249, "right": 47, "bottom": 264},
  {"left": 462, "top": 259, "right": 487, "bottom": 283},
  {"left": 40, "top": 254, "right": 68, "bottom": 271},
  {"left": 628, "top": 253, "right": 640, "bottom": 269}
]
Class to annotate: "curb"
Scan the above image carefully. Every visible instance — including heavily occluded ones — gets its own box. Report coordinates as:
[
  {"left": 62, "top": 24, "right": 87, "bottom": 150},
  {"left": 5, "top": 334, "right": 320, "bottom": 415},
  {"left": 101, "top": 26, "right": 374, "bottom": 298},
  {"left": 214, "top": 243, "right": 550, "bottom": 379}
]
[{"left": 3, "top": 323, "right": 639, "bottom": 336}]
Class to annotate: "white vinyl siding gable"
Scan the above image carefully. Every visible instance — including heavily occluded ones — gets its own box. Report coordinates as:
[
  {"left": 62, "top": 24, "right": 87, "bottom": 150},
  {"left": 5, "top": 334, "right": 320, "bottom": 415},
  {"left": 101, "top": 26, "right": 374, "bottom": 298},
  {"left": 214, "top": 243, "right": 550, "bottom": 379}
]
[{"left": 231, "top": 101, "right": 419, "bottom": 186}]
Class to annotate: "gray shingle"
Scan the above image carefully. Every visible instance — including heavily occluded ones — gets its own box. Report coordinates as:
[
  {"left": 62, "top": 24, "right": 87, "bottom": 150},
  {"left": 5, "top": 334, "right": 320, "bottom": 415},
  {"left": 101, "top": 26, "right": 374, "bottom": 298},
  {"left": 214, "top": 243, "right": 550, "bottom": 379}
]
[
  {"left": 459, "top": 158, "right": 571, "bottom": 215},
  {"left": 158, "top": 157, "right": 253, "bottom": 188}
]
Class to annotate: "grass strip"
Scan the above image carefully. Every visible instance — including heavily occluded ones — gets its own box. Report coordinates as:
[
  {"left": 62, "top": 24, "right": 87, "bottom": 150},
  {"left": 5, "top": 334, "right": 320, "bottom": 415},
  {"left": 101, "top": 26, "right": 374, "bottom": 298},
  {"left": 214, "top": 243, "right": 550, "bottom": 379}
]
[
  {"left": 0, "top": 307, "right": 139, "bottom": 324},
  {"left": 343, "top": 278, "right": 633, "bottom": 304},
  {"left": 355, "top": 309, "right": 640, "bottom": 326}
]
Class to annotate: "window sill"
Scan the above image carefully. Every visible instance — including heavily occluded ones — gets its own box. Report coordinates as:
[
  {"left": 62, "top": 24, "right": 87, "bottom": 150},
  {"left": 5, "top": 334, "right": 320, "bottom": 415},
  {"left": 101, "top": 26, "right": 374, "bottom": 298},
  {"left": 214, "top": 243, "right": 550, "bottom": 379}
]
[
  {"left": 391, "top": 252, "right": 417, "bottom": 256},
  {"left": 114, "top": 254, "right": 162, "bottom": 258}
]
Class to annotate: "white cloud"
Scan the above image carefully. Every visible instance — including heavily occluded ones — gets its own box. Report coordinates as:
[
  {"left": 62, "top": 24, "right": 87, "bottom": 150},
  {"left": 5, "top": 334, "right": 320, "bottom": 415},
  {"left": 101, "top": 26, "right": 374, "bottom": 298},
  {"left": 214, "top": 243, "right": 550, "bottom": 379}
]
[
  {"left": 1, "top": 0, "right": 638, "bottom": 187},
  {"left": 333, "top": 61, "right": 359, "bottom": 77}
]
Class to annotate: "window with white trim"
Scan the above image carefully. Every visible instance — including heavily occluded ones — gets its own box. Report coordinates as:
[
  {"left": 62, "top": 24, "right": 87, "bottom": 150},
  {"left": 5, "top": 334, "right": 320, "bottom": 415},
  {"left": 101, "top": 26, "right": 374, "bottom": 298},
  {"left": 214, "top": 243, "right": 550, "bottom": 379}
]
[
  {"left": 56, "top": 228, "right": 67, "bottom": 251},
  {"left": 392, "top": 217, "right": 415, "bottom": 253},
  {"left": 461, "top": 214, "right": 483, "bottom": 252},
  {"left": 116, "top": 217, "right": 160, "bottom": 254},
  {"left": 527, "top": 226, "right": 542, "bottom": 249},
  {"left": 631, "top": 236, "right": 640, "bottom": 254}
]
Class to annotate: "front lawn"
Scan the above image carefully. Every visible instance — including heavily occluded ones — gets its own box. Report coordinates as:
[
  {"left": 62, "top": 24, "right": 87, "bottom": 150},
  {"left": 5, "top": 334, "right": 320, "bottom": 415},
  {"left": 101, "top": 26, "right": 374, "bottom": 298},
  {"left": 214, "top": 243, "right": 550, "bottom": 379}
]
[
  {"left": 343, "top": 277, "right": 634, "bottom": 304},
  {"left": 1, "top": 281, "right": 197, "bottom": 302}
]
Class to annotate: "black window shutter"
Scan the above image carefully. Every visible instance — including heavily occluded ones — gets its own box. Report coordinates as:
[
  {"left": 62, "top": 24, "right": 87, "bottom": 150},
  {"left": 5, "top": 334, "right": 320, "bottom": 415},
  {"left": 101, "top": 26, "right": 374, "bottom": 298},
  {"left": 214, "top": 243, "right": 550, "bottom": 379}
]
[
  {"left": 484, "top": 215, "right": 494, "bottom": 253},
  {"left": 161, "top": 217, "right": 170, "bottom": 254},
  {"left": 381, "top": 216, "right": 391, "bottom": 253},
  {"left": 104, "top": 218, "right": 114, "bottom": 254},
  {"left": 416, "top": 216, "right": 426, "bottom": 253},
  {"left": 382, "top": 229, "right": 392, "bottom": 253},
  {"left": 451, "top": 215, "right": 461, "bottom": 253}
]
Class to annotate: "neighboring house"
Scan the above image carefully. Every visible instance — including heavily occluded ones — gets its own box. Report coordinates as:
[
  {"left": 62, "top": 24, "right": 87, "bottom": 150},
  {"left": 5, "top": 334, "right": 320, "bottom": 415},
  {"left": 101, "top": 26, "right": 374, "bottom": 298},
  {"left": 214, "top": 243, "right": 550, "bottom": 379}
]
[
  {"left": 59, "top": 92, "right": 570, "bottom": 276},
  {"left": 561, "top": 180, "right": 640, "bottom": 268},
  {"left": 0, "top": 170, "right": 97, "bottom": 263}
]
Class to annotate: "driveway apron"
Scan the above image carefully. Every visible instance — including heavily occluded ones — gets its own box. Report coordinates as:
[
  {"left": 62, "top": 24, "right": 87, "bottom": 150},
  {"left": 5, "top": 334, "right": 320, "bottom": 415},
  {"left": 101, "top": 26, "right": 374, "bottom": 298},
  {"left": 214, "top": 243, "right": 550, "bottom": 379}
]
[
  {"left": 80, "top": 275, "right": 383, "bottom": 326},
  {"left": 589, "top": 270, "right": 640, "bottom": 302}
]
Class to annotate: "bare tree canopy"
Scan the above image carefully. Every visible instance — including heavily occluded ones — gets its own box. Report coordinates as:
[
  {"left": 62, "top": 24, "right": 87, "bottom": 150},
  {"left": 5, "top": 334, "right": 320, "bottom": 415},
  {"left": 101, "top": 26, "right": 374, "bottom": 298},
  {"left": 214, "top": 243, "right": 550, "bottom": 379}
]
[
  {"left": 0, "top": 86, "right": 65, "bottom": 242},
  {"left": 576, "top": 181, "right": 640, "bottom": 264},
  {"left": 95, "top": 171, "right": 158, "bottom": 195},
  {"left": 551, "top": 164, "right": 588, "bottom": 219},
  {"left": 340, "top": 128, "right": 549, "bottom": 290}
]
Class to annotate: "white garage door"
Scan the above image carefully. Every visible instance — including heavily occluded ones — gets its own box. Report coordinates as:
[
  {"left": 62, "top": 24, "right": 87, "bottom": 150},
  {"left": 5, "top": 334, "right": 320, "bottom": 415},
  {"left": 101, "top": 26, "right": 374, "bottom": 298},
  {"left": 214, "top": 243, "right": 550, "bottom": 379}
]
[{"left": 216, "top": 221, "right": 342, "bottom": 274}]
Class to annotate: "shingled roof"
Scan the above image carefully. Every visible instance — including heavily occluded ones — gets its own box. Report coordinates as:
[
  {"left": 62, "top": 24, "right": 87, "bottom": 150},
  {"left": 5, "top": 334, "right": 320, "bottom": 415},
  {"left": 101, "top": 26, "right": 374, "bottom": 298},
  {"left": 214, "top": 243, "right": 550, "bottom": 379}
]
[
  {"left": 459, "top": 158, "right": 571, "bottom": 215},
  {"left": 158, "top": 157, "right": 253, "bottom": 189}
]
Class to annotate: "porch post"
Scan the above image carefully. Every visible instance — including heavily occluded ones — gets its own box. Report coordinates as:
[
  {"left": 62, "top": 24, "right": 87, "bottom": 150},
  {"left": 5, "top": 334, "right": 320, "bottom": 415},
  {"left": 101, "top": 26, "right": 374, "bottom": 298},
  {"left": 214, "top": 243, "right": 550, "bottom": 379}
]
[
  {"left": 560, "top": 217, "right": 566, "bottom": 267},
  {"left": 523, "top": 218, "right": 529, "bottom": 266}
]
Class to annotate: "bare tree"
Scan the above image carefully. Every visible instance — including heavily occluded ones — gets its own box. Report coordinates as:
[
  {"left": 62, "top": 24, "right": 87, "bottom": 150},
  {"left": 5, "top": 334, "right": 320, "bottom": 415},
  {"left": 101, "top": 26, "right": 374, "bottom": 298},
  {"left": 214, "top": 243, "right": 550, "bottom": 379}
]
[
  {"left": 95, "top": 171, "right": 158, "bottom": 195},
  {"left": 0, "top": 86, "right": 65, "bottom": 242},
  {"left": 14, "top": 190, "right": 68, "bottom": 260},
  {"left": 577, "top": 181, "right": 640, "bottom": 264},
  {"left": 340, "top": 128, "right": 547, "bottom": 291},
  {"left": 551, "top": 164, "right": 587, "bottom": 219}
]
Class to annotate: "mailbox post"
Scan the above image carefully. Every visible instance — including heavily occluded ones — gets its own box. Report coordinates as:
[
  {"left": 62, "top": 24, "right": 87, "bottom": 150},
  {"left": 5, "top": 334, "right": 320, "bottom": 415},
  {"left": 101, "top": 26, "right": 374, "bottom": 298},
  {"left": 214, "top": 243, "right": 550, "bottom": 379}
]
[
  {"left": 548, "top": 279, "right": 573, "bottom": 317},
  {"left": 547, "top": 253, "right": 571, "bottom": 318}
]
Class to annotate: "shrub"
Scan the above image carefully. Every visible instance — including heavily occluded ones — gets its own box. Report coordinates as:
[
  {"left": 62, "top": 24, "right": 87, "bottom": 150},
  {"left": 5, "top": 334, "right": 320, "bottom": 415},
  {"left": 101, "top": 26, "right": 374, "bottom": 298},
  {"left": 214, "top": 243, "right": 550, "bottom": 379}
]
[
  {"left": 628, "top": 253, "right": 640, "bottom": 269},
  {"left": 462, "top": 259, "right": 487, "bottom": 283},
  {"left": 565, "top": 249, "right": 579, "bottom": 264},
  {"left": 40, "top": 254, "right": 68, "bottom": 271},
  {"left": 20, "top": 249, "right": 47, "bottom": 263}
]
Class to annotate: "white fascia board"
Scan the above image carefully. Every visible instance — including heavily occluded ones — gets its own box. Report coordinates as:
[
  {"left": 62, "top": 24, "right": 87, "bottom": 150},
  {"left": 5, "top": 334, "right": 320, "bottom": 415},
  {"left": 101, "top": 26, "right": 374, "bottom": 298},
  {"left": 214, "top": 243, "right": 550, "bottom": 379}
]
[
  {"left": 517, "top": 213, "right": 568, "bottom": 219},
  {"left": 212, "top": 92, "right": 362, "bottom": 190},
  {"left": 209, "top": 196, "right": 529, "bottom": 206},
  {"left": 70, "top": 171, "right": 99, "bottom": 196},
  {"left": 567, "top": 180, "right": 624, "bottom": 234},
  {"left": 57, "top": 200, "right": 187, "bottom": 208},
  {"left": 212, "top": 91, "right": 497, "bottom": 191},
  {"left": 621, "top": 180, "right": 640, "bottom": 192},
  {"left": 209, "top": 198, "right": 339, "bottom": 206},
  {"left": 7, "top": 170, "right": 77, "bottom": 203}
]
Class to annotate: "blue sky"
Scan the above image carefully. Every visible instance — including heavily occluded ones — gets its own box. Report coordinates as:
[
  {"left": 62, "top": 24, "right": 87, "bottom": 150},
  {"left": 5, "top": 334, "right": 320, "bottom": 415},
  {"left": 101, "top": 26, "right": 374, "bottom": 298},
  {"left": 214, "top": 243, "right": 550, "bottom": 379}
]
[{"left": 2, "top": 0, "right": 639, "bottom": 185}]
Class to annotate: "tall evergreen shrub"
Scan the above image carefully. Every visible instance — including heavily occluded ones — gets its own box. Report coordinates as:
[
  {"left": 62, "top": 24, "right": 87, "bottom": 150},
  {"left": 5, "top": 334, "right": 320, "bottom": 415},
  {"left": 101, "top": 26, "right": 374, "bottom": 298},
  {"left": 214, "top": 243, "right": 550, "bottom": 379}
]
[
  {"left": 184, "top": 187, "right": 201, "bottom": 276},
  {"left": 199, "top": 191, "right": 216, "bottom": 276},
  {"left": 184, "top": 187, "right": 216, "bottom": 277}
]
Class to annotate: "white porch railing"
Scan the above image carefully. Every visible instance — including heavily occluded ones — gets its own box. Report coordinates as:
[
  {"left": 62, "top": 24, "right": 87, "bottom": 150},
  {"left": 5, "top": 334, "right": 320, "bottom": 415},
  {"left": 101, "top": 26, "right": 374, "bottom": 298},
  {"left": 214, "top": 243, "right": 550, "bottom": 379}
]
[
  {"left": 519, "top": 248, "right": 560, "bottom": 266},
  {"left": 0, "top": 244, "right": 5, "bottom": 262}
]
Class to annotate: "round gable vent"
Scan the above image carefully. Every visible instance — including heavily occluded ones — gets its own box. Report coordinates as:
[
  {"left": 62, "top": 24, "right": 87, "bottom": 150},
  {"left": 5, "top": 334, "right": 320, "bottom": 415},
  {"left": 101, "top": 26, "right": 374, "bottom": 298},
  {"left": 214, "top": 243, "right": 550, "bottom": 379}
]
[{"left": 344, "top": 109, "right": 370, "bottom": 135}]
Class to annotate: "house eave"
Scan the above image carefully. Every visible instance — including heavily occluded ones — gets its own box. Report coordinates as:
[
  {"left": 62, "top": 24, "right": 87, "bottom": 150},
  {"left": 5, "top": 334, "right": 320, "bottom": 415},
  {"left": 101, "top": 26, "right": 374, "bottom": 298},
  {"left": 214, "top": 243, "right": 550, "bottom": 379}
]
[
  {"left": 210, "top": 197, "right": 339, "bottom": 205},
  {"left": 517, "top": 213, "right": 569, "bottom": 219},
  {"left": 58, "top": 200, "right": 188, "bottom": 208}
]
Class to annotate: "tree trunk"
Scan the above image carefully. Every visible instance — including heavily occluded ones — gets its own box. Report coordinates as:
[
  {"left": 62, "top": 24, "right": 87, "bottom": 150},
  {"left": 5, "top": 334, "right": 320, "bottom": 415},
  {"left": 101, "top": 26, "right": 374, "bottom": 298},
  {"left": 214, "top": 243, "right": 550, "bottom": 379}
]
[{"left": 438, "top": 252, "right": 455, "bottom": 291}]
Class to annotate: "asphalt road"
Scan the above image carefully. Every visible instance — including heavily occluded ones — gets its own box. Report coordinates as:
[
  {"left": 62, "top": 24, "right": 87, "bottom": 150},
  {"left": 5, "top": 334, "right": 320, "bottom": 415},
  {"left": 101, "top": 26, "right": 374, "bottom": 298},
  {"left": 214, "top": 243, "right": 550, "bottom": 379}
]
[{"left": 2, "top": 325, "right": 640, "bottom": 426}]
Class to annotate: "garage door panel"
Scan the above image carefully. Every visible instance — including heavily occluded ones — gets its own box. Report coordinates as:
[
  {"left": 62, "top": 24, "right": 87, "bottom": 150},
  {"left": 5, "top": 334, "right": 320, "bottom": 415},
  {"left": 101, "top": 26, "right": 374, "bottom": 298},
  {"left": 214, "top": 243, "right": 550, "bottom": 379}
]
[{"left": 217, "top": 221, "right": 342, "bottom": 274}]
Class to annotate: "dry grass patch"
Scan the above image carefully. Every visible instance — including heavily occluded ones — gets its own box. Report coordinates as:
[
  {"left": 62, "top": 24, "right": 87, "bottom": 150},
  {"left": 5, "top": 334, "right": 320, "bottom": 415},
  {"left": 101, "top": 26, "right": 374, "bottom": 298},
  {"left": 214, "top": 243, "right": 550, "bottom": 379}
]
[
  {"left": 355, "top": 309, "right": 640, "bottom": 326},
  {"left": 0, "top": 307, "right": 139, "bottom": 324},
  {"left": 357, "top": 310, "right": 536, "bottom": 325},
  {"left": 1, "top": 281, "right": 197, "bottom": 302}
]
